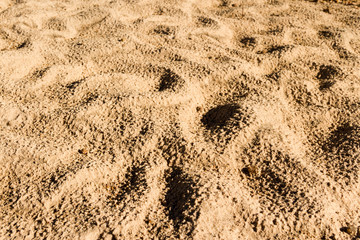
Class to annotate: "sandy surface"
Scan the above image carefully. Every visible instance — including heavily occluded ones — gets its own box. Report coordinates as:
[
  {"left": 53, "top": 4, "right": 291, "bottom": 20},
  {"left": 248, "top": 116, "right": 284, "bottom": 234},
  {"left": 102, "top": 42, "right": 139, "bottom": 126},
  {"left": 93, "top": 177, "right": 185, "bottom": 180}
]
[{"left": 1, "top": 0, "right": 360, "bottom": 239}]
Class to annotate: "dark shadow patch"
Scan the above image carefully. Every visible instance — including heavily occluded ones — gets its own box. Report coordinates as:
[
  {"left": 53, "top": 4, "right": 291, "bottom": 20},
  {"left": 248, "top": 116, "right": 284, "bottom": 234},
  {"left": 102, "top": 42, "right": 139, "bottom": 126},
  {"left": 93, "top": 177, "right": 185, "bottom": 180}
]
[
  {"left": 201, "top": 104, "right": 251, "bottom": 148},
  {"left": 163, "top": 167, "right": 199, "bottom": 236},
  {"left": 158, "top": 69, "right": 184, "bottom": 92},
  {"left": 197, "top": 16, "right": 218, "bottom": 27},
  {"left": 324, "top": 123, "right": 360, "bottom": 154},
  {"left": 319, "top": 81, "right": 335, "bottom": 90},
  {"left": 16, "top": 40, "right": 30, "bottom": 49},
  {"left": 340, "top": 225, "right": 359, "bottom": 238},
  {"left": 322, "top": 123, "right": 360, "bottom": 185},
  {"left": 323, "top": 7, "right": 330, "bottom": 13},
  {"left": 241, "top": 165, "right": 258, "bottom": 177},
  {"left": 201, "top": 104, "right": 241, "bottom": 130},
  {"left": 240, "top": 37, "right": 256, "bottom": 47},
  {"left": 124, "top": 165, "right": 147, "bottom": 195},
  {"left": 316, "top": 65, "right": 340, "bottom": 80},
  {"left": 65, "top": 80, "right": 83, "bottom": 91},
  {"left": 107, "top": 163, "right": 147, "bottom": 207}
]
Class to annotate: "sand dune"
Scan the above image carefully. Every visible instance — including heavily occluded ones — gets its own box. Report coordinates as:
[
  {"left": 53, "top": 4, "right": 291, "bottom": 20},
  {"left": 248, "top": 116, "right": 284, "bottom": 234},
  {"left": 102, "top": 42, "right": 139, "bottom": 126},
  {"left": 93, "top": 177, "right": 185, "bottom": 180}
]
[{"left": 1, "top": 0, "right": 360, "bottom": 239}]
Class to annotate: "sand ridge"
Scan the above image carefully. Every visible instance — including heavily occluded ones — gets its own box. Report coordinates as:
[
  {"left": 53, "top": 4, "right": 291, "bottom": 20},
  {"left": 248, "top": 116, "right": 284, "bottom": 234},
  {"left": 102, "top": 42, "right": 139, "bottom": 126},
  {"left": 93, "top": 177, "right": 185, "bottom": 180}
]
[{"left": 1, "top": 0, "right": 360, "bottom": 239}]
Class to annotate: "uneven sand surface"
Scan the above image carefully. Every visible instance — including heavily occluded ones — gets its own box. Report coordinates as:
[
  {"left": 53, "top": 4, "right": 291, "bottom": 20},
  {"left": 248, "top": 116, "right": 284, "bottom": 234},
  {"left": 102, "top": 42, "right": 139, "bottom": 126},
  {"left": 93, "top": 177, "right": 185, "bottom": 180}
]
[{"left": 1, "top": 0, "right": 360, "bottom": 239}]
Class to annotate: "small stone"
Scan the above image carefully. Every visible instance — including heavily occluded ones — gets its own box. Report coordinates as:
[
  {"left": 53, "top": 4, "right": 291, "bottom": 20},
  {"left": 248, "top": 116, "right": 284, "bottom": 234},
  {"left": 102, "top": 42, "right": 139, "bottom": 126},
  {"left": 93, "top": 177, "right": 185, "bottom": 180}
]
[
  {"left": 242, "top": 165, "right": 258, "bottom": 177},
  {"left": 78, "top": 148, "right": 88, "bottom": 155},
  {"left": 340, "top": 225, "right": 358, "bottom": 238}
]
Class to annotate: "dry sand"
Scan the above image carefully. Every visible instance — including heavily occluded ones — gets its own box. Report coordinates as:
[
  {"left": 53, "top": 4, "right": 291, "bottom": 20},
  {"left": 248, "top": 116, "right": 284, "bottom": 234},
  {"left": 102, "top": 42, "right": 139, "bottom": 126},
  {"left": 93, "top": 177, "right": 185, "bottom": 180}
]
[{"left": 1, "top": 0, "right": 360, "bottom": 239}]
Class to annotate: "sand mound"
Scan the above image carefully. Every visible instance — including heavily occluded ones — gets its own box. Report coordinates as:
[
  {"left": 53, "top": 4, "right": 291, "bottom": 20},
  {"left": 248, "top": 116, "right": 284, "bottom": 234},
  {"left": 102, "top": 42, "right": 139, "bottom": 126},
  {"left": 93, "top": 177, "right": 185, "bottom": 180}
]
[{"left": 1, "top": 0, "right": 360, "bottom": 239}]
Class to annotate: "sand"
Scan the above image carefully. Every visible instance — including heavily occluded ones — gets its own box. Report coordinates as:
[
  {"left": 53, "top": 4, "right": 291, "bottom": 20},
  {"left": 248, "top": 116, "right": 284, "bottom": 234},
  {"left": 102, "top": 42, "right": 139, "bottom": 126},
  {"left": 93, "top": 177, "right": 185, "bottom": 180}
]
[{"left": 0, "top": 0, "right": 360, "bottom": 239}]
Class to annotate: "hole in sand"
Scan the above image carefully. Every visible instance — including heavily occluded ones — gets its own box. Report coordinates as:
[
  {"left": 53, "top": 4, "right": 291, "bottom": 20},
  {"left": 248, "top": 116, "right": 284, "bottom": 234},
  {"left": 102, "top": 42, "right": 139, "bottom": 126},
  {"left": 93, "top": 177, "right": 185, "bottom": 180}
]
[{"left": 201, "top": 104, "right": 240, "bottom": 130}]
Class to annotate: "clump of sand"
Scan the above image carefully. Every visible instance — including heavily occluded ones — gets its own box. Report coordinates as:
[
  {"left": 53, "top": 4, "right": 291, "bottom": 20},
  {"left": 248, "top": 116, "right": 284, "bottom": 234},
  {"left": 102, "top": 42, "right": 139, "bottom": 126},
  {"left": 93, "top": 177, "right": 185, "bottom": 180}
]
[{"left": 1, "top": 0, "right": 360, "bottom": 239}]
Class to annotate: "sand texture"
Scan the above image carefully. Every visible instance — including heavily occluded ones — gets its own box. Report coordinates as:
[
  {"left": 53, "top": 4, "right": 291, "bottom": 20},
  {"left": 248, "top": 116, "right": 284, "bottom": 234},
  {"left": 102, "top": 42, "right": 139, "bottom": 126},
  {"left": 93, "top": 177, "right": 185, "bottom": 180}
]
[{"left": 1, "top": 0, "right": 360, "bottom": 239}]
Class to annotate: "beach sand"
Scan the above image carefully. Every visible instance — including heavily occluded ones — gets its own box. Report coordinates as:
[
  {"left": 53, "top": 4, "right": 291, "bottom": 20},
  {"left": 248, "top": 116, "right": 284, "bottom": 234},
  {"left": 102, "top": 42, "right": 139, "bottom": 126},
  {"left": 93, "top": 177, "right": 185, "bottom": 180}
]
[{"left": 1, "top": 0, "right": 360, "bottom": 239}]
